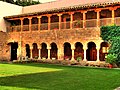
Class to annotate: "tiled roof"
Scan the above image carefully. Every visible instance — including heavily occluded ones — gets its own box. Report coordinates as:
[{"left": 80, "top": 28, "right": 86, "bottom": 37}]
[
  {"left": 4, "top": 0, "right": 120, "bottom": 19},
  {"left": 22, "top": 0, "right": 113, "bottom": 14}
]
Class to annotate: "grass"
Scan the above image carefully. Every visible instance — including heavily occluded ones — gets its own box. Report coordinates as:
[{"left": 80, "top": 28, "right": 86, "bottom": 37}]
[{"left": 0, "top": 63, "right": 120, "bottom": 90}]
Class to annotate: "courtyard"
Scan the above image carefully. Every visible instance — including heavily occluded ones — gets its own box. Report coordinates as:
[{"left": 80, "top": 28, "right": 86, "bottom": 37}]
[{"left": 0, "top": 63, "right": 120, "bottom": 90}]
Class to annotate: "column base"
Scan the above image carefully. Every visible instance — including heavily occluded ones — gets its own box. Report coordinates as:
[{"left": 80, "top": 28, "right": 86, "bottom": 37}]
[
  {"left": 96, "top": 59, "right": 100, "bottom": 62},
  {"left": 38, "top": 57, "right": 41, "bottom": 60},
  {"left": 83, "top": 59, "right": 87, "bottom": 61}
]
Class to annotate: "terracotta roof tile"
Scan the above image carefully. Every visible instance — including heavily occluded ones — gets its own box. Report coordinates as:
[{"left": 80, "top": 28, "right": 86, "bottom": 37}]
[
  {"left": 4, "top": 0, "right": 120, "bottom": 18},
  {"left": 22, "top": 0, "right": 116, "bottom": 14}
]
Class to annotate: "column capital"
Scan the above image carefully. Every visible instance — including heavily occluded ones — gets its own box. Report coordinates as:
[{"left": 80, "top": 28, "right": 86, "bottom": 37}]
[
  {"left": 83, "top": 45, "right": 87, "bottom": 50},
  {"left": 68, "top": 12, "right": 74, "bottom": 15},
  {"left": 96, "top": 46, "right": 100, "bottom": 50},
  {"left": 94, "top": 9, "right": 101, "bottom": 12},
  {"left": 71, "top": 45, "right": 75, "bottom": 50},
  {"left": 47, "top": 46, "right": 51, "bottom": 50},
  {"left": 81, "top": 10, "right": 87, "bottom": 14},
  {"left": 28, "top": 17, "right": 32, "bottom": 20},
  {"left": 30, "top": 46, "right": 33, "bottom": 50},
  {"left": 38, "top": 47, "right": 41, "bottom": 49},
  {"left": 57, "top": 13, "right": 62, "bottom": 17},
  {"left": 47, "top": 14, "right": 52, "bottom": 17},
  {"left": 37, "top": 16, "right": 42, "bottom": 19},
  {"left": 20, "top": 18, "right": 24, "bottom": 21},
  {"left": 109, "top": 7, "right": 117, "bottom": 11}
]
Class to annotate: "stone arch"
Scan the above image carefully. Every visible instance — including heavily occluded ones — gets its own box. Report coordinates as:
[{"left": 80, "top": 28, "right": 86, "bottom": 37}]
[
  {"left": 100, "top": 42, "right": 109, "bottom": 61},
  {"left": 87, "top": 42, "right": 97, "bottom": 61},
  {"left": 32, "top": 43, "right": 39, "bottom": 58},
  {"left": 41, "top": 43, "right": 48, "bottom": 59},
  {"left": 74, "top": 42, "right": 84, "bottom": 60},
  {"left": 25, "top": 44, "right": 30, "bottom": 58},
  {"left": 64, "top": 42, "right": 72, "bottom": 60},
  {"left": 50, "top": 42, "right": 58, "bottom": 59}
]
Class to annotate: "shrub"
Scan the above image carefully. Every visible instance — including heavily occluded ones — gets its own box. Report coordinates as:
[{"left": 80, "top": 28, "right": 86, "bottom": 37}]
[
  {"left": 76, "top": 56, "right": 82, "bottom": 62},
  {"left": 106, "top": 54, "right": 117, "bottom": 65}
]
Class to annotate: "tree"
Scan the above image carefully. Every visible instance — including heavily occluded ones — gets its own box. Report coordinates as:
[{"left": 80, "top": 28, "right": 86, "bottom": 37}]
[
  {"left": 15, "top": 0, "right": 40, "bottom": 6},
  {"left": 2, "top": 0, "right": 14, "bottom": 4}
]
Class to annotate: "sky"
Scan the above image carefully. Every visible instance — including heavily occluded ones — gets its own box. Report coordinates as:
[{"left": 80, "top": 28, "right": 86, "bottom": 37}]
[{"left": 34, "top": 0, "right": 56, "bottom": 3}]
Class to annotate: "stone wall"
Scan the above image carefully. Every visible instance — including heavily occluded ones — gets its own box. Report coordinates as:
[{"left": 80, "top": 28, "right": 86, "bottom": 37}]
[
  {"left": 7, "top": 27, "right": 103, "bottom": 59},
  {"left": 0, "top": 31, "right": 9, "bottom": 61}
]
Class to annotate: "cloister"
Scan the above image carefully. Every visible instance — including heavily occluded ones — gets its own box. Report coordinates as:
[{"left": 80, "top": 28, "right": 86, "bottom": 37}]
[
  {"left": 0, "top": 0, "right": 120, "bottom": 62},
  {"left": 6, "top": 7, "right": 120, "bottom": 32},
  {"left": 9, "top": 41, "right": 109, "bottom": 61}
]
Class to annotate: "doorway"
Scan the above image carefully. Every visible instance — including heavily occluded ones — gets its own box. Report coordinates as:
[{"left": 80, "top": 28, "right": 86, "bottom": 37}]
[{"left": 10, "top": 42, "right": 18, "bottom": 61}]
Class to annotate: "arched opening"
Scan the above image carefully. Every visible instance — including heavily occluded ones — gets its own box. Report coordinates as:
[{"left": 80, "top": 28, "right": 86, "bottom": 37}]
[
  {"left": 10, "top": 42, "right": 18, "bottom": 61},
  {"left": 86, "top": 11, "right": 97, "bottom": 27},
  {"left": 74, "top": 42, "right": 84, "bottom": 60},
  {"left": 23, "top": 18, "right": 29, "bottom": 31},
  {"left": 87, "top": 42, "right": 97, "bottom": 61},
  {"left": 26, "top": 44, "right": 30, "bottom": 58},
  {"left": 61, "top": 14, "right": 70, "bottom": 29},
  {"left": 41, "top": 43, "right": 48, "bottom": 59},
  {"left": 115, "top": 8, "right": 120, "bottom": 25},
  {"left": 100, "top": 42, "right": 109, "bottom": 61},
  {"left": 64, "top": 42, "right": 72, "bottom": 60},
  {"left": 100, "top": 9, "right": 112, "bottom": 26},
  {"left": 32, "top": 43, "right": 39, "bottom": 58},
  {"left": 50, "top": 43, "right": 58, "bottom": 59},
  {"left": 51, "top": 15, "right": 59, "bottom": 30},
  {"left": 31, "top": 17, "right": 38, "bottom": 31},
  {"left": 73, "top": 12, "right": 83, "bottom": 28},
  {"left": 41, "top": 16, "right": 48, "bottom": 30}
]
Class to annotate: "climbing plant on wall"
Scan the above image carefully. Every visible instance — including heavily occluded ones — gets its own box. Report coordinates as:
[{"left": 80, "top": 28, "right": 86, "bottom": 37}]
[{"left": 100, "top": 25, "right": 120, "bottom": 64}]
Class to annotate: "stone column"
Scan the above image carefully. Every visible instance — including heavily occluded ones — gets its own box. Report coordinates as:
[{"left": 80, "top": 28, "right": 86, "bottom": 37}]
[
  {"left": 38, "top": 48, "right": 41, "bottom": 59},
  {"left": 20, "top": 18, "right": 24, "bottom": 32},
  {"left": 83, "top": 45, "right": 87, "bottom": 61},
  {"left": 109, "top": 7, "right": 117, "bottom": 24},
  {"left": 70, "top": 12, "right": 74, "bottom": 29},
  {"left": 47, "top": 46, "right": 51, "bottom": 60},
  {"left": 71, "top": 49, "right": 75, "bottom": 61},
  {"left": 81, "top": 11, "right": 87, "bottom": 28},
  {"left": 96, "top": 47, "right": 100, "bottom": 62},
  {"left": 37, "top": 16, "right": 42, "bottom": 31},
  {"left": 30, "top": 46, "right": 33, "bottom": 59},
  {"left": 28, "top": 17, "right": 32, "bottom": 31},
  {"left": 95, "top": 9, "right": 101, "bottom": 27},
  {"left": 57, "top": 49, "right": 60, "bottom": 60},
  {"left": 71, "top": 45, "right": 75, "bottom": 61},
  {"left": 48, "top": 15, "right": 51, "bottom": 30},
  {"left": 58, "top": 14, "right": 62, "bottom": 30}
]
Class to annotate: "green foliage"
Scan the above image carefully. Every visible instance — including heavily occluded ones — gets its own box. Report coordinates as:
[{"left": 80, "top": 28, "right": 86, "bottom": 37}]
[
  {"left": 76, "top": 56, "right": 82, "bottom": 62},
  {"left": 106, "top": 54, "right": 117, "bottom": 64},
  {"left": 100, "top": 25, "right": 120, "bottom": 63},
  {"left": 2, "top": 0, "right": 14, "bottom": 4},
  {"left": 1, "top": 63, "right": 120, "bottom": 90},
  {"left": 15, "top": 0, "right": 40, "bottom": 6},
  {"left": 2, "top": 0, "right": 40, "bottom": 6}
]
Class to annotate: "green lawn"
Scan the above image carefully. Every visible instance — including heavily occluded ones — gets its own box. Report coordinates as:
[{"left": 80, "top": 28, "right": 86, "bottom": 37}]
[{"left": 0, "top": 63, "right": 120, "bottom": 90}]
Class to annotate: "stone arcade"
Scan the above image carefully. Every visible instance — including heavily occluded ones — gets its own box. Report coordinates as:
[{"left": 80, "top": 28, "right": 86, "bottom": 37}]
[{"left": 1, "top": 0, "right": 119, "bottom": 63}]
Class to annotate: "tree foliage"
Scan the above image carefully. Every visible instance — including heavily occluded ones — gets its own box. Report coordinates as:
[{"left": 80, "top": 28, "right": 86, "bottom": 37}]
[
  {"left": 1, "top": 0, "right": 40, "bottom": 6},
  {"left": 101, "top": 25, "right": 120, "bottom": 64},
  {"left": 15, "top": 0, "right": 40, "bottom": 6}
]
